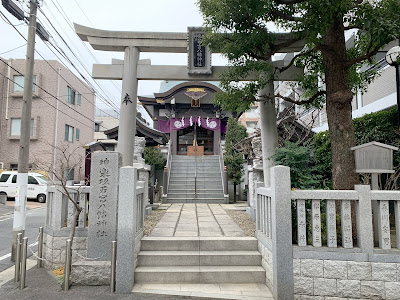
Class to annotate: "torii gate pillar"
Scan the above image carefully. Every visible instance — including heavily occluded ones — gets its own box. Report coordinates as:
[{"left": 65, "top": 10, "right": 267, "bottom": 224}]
[
  {"left": 258, "top": 83, "right": 278, "bottom": 187},
  {"left": 119, "top": 46, "right": 139, "bottom": 166}
]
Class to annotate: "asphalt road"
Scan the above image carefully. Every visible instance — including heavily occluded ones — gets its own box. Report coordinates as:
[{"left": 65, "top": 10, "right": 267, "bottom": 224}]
[{"left": 0, "top": 201, "right": 46, "bottom": 272}]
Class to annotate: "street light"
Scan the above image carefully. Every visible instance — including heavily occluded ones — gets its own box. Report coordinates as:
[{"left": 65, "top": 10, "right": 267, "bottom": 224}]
[{"left": 385, "top": 46, "right": 400, "bottom": 127}]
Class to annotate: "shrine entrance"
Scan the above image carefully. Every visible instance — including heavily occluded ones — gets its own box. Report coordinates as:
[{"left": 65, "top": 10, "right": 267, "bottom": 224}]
[{"left": 177, "top": 125, "right": 214, "bottom": 155}]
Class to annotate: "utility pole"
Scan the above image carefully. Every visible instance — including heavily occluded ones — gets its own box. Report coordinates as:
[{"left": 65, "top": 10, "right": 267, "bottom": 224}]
[{"left": 11, "top": 0, "right": 38, "bottom": 261}]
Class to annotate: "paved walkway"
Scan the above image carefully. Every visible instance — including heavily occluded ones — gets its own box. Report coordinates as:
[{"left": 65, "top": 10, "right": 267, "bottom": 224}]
[{"left": 149, "top": 204, "right": 246, "bottom": 237}]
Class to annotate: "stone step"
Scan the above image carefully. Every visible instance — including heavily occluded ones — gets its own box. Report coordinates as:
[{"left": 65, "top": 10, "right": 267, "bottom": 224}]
[
  {"left": 138, "top": 251, "right": 262, "bottom": 266},
  {"left": 167, "top": 188, "right": 223, "bottom": 192},
  {"left": 140, "top": 237, "right": 258, "bottom": 252},
  {"left": 167, "top": 193, "right": 224, "bottom": 199},
  {"left": 166, "top": 198, "right": 226, "bottom": 203},
  {"left": 170, "top": 171, "right": 221, "bottom": 175},
  {"left": 168, "top": 178, "right": 222, "bottom": 187},
  {"left": 170, "top": 175, "right": 222, "bottom": 179},
  {"left": 134, "top": 266, "right": 266, "bottom": 284}
]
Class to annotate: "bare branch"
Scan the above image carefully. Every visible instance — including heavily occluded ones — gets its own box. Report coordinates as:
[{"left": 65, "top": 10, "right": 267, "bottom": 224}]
[
  {"left": 275, "top": 48, "right": 316, "bottom": 74},
  {"left": 258, "top": 90, "right": 326, "bottom": 105}
]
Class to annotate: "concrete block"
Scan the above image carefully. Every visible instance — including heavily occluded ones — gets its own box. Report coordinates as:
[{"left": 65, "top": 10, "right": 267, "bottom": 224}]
[
  {"left": 360, "top": 281, "right": 385, "bottom": 299},
  {"left": 294, "top": 276, "right": 313, "bottom": 295},
  {"left": 371, "top": 262, "right": 397, "bottom": 281},
  {"left": 347, "top": 261, "right": 371, "bottom": 280},
  {"left": 337, "top": 279, "right": 360, "bottom": 298},
  {"left": 385, "top": 282, "right": 400, "bottom": 300},
  {"left": 313, "top": 278, "right": 337, "bottom": 297},
  {"left": 324, "top": 260, "right": 347, "bottom": 279},
  {"left": 293, "top": 259, "right": 301, "bottom": 276},
  {"left": 301, "top": 259, "right": 324, "bottom": 278},
  {"left": 71, "top": 261, "right": 111, "bottom": 285}
]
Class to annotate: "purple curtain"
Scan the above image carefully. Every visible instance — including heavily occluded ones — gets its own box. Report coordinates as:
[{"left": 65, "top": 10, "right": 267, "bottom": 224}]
[{"left": 158, "top": 117, "right": 222, "bottom": 133}]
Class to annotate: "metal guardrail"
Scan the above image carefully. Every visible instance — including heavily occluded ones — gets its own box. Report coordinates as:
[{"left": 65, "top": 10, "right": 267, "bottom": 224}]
[
  {"left": 163, "top": 142, "right": 172, "bottom": 195},
  {"left": 219, "top": 141, "right": 228, "bottom": 195}
]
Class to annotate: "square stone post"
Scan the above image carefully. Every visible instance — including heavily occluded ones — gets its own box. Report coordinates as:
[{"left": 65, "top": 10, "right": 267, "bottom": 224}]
[
  {"left": 116, "top": 167, "right": 138, "bottom": 293},
  {"left": 355, "top": 185, "right": 374, "bottom": 253},
  {"left": 270, "top": 166, "right": 293, "bottom": 300}
]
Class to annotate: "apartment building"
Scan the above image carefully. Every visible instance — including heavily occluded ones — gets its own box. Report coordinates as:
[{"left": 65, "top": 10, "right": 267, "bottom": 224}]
[{"left": 0, "top": 58, "right": 95, "bottom": 180}]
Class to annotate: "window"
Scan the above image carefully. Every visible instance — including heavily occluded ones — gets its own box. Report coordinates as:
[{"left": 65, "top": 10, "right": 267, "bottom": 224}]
[
  {"left": 28, "top": 176, "right": 38, "bottom": 184},
  {"left": 65, "top": 124, "right": 74, "bottom": 142},
  {"left": 12, "top": 175, "right": 17, "bottom": 183},
  {"left": 0, "top": 174, "right": 11, "bottom": 182},
  {"left": 13, "top": 75, "right": 37, "bottom": 92},
  {"left": 10, "top": 118, "right": 34, "bottom": 136},
  {"left": 64, "top": 168, "right": 74, "bottom": 181},
  {"left": 95, "top": 122, "right": 101, "bottom": 132},
  {"left": 67, "top": 86, "right": 76, "bottom": 104},
  {"left": 77, "top": 93, "right": 81, "bottom": 105},
  {"left": 76, "top": 128, "right": 80, "bottom": 141}
]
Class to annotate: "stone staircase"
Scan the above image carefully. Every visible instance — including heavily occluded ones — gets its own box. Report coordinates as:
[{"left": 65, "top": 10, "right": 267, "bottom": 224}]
[
  {"left": 135, "top": 237, "right": 266, "bottom": 284},
  {"left": 167, "top": 155, "right": 225, "bottom": 203}
]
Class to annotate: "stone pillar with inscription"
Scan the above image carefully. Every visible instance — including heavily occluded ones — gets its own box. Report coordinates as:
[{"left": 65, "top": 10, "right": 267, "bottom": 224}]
[{"left": 87, "top": 151, "right": 122, "bottom": 260}]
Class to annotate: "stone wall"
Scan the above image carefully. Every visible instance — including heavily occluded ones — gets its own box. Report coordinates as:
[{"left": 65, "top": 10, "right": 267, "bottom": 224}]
[
  {"left": 258, "top": 241, "right": 273, "bottom": 291},
  {"left": 42, "top": 233, "right": 87, "bottom": 270},
  {"left": 294, "top": 258, "right": 400, "bottom": 299}
]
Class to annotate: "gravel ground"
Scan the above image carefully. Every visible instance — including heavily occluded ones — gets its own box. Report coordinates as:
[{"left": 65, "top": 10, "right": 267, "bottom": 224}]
[
  {"left": 224, "top": 209, "right": 256, "bottom": 237},
  {"left": 144, "top": 209, "right": 166, "bottom": 235}
]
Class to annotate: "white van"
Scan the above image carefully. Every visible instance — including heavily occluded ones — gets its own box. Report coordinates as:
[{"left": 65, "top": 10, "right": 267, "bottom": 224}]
[{"left": 0, "top": 171, "right": 49, "bottom": 203}]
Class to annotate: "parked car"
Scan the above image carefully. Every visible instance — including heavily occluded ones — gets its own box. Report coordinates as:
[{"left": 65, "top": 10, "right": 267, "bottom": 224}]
[{"left": 0, "top": 171, "right": 49, "bottom": 203}]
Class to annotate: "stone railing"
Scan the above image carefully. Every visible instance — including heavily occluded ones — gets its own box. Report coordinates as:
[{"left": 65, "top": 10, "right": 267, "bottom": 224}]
[
  {"left": 256, "top": 165, "right": 400, "bottom": 300},
  {"left": 45, "top": 185, "right": 90, "bottom": 237}
]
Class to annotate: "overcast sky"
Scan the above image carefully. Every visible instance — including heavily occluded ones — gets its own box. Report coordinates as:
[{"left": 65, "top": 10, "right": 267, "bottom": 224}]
[{"left": 0, "top": 0, "right": 223, "bottom": 119}]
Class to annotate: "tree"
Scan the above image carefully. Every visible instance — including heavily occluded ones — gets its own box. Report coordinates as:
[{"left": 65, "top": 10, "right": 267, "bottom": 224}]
[
  {"left": 35, "top": 143, "right": 88, "bottom": 243},
  {"left": 312, "top": 107, "right": 400, "bottom": 189},
  {"left": 198, "top": 0, "right": 400, "bottom": 190},
  {"left": 224, "top": 117, "right": 248, "bottom": 202}
]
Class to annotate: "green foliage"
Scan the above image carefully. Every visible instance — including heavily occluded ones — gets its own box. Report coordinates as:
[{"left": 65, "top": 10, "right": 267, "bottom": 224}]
[
  {"left": 144, "top": 147, "right": 166, "bottom": 170},
  {"left": 198, "top": 0, "right": 400, "bottom": 111},
  {"left": 224, "top": 117, "right": 248, "bottom": 185},
  {"left": 312, "top": 107, "right": 399, "bottom": 185},
  {"left": 272, "top": 141, "right": 322, "bottom": 189}
]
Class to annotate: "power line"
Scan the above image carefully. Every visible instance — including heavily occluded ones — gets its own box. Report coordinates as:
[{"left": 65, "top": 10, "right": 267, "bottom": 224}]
[
  {"left": 0, "top": 10, "right": 120, "bottom": 120},
  {"left": 0, "top": 57, "right": 96, "bottom": 128},
  {"left": 48, "top": 0, "right": 122, "bottom": 95},
  {"left": 47, "top": 0, "right": 122, "bottom": 104},
  {"left": 37, "top": 6, "right": 121, "bottom": 112},
  {"left": 0, "top": 69, "right": 94, "bottom": 131},
  {"left": 0, "top": 43, "right": 26, "bottom": 55}
]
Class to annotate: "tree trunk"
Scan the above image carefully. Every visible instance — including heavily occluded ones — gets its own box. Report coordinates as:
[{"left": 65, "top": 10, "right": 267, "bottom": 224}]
[
  {"left": 322, "top": 17, "right": 359, "bottom": 191},
  {"left": 233, "top": 184, "right": 237, "bottom": 203},
  {"left": 322, "top": 16, "right": 359, "bottom": 241}
]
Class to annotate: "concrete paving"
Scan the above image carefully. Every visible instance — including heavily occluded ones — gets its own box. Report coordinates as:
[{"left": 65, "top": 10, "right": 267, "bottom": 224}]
[{"left": 149, "top": 204, "right": 246, "bottom": 237}]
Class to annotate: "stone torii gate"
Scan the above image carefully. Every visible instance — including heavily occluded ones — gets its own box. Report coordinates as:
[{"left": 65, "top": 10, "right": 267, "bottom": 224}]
[
  {"left": 75, "top": 24, "right": 304, "bottom": 293},
  {"left": 74, "top": 23, "right": 303, "bottom": 186}
]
